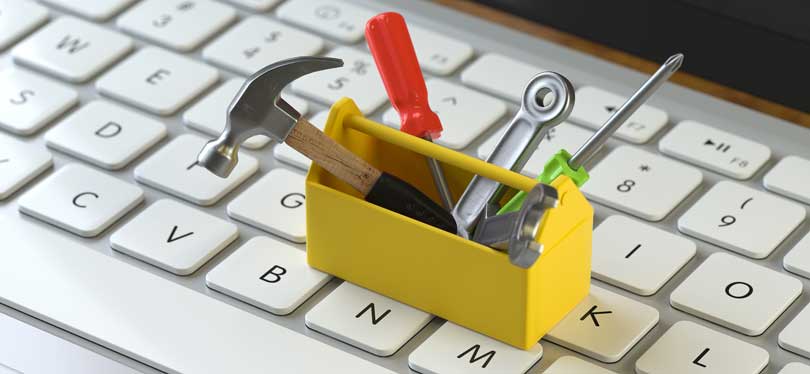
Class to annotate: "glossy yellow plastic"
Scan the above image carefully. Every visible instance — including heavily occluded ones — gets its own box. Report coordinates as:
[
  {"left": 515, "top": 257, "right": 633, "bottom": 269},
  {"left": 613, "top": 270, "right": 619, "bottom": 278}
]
[{"left": 306, "top": 98, "right": 592, "bottom": 349}]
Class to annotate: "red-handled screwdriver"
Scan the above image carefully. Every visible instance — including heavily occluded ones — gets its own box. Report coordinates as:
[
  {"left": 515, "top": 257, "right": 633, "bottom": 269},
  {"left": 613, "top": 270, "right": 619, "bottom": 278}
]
[{"left": 365, "top": 12, "right": 455, "bottom": 210}]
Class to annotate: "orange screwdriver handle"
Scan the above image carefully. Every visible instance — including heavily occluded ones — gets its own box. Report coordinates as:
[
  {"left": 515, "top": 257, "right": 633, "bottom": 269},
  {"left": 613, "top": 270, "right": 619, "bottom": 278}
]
[{"left": 366, "top": 12, "right": 443, "bottom": 140}]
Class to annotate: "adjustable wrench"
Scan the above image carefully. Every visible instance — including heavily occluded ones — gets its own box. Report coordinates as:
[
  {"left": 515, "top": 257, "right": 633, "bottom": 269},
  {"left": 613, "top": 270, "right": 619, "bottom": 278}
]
[{"left": 452, "top": 72, "right": 574, "bottom": 238}]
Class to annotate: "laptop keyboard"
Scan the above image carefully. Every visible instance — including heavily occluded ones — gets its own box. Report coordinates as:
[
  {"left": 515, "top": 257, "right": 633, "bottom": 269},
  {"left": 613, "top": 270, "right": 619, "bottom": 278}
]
[{"left": 1, "top": 0, "right": 809, "bottom": 373}]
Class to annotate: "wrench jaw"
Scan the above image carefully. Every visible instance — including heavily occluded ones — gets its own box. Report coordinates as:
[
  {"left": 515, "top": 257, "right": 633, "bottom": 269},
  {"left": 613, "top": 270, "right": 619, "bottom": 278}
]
[{"left": 508, "top": 184, "right": 558, "bottom": 269}]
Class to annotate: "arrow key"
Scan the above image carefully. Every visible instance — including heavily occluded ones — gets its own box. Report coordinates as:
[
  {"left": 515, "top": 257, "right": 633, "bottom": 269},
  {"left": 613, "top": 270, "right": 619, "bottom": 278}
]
[{"left": 111, "top": 199, "right": 238, "bottom": 275}]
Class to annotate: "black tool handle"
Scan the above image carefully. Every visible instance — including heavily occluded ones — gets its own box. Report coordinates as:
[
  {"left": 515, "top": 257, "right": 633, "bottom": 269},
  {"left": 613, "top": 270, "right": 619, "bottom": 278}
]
[{"left": 365, "top": 173, "right": 457, "bottom": 233}]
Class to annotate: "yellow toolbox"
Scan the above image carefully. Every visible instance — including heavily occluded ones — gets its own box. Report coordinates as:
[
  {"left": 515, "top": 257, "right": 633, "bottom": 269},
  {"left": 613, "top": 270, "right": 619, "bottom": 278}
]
[{"left": 306, "top": 98, "right": 592, "bottom": 349}]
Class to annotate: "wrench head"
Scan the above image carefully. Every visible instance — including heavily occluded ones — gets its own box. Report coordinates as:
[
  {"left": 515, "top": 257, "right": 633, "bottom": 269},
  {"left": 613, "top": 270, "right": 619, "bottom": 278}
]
[
  {"left": 508, "top": 183, "right": 558, "bottom": 268},
  {"left": 520, "top": 71, "right": 575, "bottom": 130},
  {"left": 197, "top": 56, "right": 344, "bottom": 178}
]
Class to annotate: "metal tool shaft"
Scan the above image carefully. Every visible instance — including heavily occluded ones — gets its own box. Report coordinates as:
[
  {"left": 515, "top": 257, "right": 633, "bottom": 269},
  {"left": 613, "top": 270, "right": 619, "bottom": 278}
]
[
  {"left": 568, "top": 53, "right": 683, "bottom": 169},
  {"left": 423, "top": 135, "right": 454, "bottom": 209}
]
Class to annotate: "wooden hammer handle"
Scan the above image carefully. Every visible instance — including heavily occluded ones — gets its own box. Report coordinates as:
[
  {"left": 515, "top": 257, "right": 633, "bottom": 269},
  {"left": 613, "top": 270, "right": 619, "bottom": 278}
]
[{"left": 286, "top": 117, "right": 381, "bottom": 196}]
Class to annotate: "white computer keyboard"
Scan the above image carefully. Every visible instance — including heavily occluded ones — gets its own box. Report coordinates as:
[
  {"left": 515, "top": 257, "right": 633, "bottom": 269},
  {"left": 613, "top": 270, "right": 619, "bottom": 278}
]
[{"left": 1, "top": 0, "right": 810, "bottom": 373}]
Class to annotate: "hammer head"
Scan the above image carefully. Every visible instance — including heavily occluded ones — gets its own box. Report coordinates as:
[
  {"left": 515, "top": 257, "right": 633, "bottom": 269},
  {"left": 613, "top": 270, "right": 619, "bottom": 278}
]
[{"left": 197, "top": 56, "right": 344, "bottom": 177}]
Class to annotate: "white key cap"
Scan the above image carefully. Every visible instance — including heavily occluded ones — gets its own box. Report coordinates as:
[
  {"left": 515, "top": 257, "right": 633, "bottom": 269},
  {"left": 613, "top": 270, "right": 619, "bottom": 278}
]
[
  {"left": 671, "top": 252, "right": 802, "bottom": 335},
  {"left": 582, "top": 146, "right": 703, "bottom": 221},
  {"left": 659, "top": 120, "right": 771, "bottom": 179},
  {"left": 111, "top": 199, "right": 238, "bottom": 275},
  {"left": 306, "top": 282, "right": 433, "bottom": 356},
  {"left": 408, "top": 26, "right": 473, "bottom": 76},
  {"left": 228, "top": 168, "right": 307, "bottom": 243},
  {"left": 408, "top": 322, "right": 543, "bottom": 374},
  {"left": 97, "top": 47, "right": 219, "bottom": 115},
  {"left": 18, "top": 164, "right": 143, "bottom": 237},
  {"left": 478, "top": 122, "right": 593, "bottom": 177},
  {"left": 206, "top": 236, "right": 331, "bottom": 315},
  {"left": 635, "top": 321, "right": 769, "bottom": 374},
  {"left": 274, "top": 111, "right": 329, "bottom": 169},
  {"left": 203, "top": 16, "right": 324, "bottom": 76},
  {"left": 183, "top": 78, "right": 309, "bottom": 149},
  {"left": 543, "top": 356, "right": 616, "bottom": 374},
  {"left": 764, "top": 156, "right": 810, "bottom": 205},
  {"left": 134, "top": 134, "right": 258, "bottom": 206},
  {"left": 383, "top": 79, "right": 506, "bottom": 149},
  {"left": 223, "top": 0, "right": 281, "bottom": 11},
  {"left": 592, "top": 215, "right": 696, "bottom": 296},
  {"left": 40, "top": 0, "right": 135, "bottom": 21},
  {"left": 0, "top": 0, "right": 48, "bottom": 51},
  {"left": 276, "top": 0, "right": 373, "bottom": 43},
  {"left": 12, "top": 17, "right": 132, "bottom": 83},
  {"left": 779, "top": 363, "right": 810, "bottom": 374},
  {"left": 544, "top": 286, "right": 658, "bottom": 363},
  {"left": 292, "top": 47, "right": 386, "bottom": 114},
  {"left": 0, "top": 217, "right": 393, "bottom": 374},
  {"left": 0, "top": 134, "right": 52, "bottom": 200},
  {"left": 785, "top": 232, "right": 810, "bottom": 279},
  {"left": 117, "top": 0, "right": 236, "bottom": 52},
  {"left": 570, "top": 86, "right": 668, "bottom": 143},
  {"left": 780, "top": 303, "right": 810, "bottom": 359},
  {"left": 678, "top": 181, "right": 805, "bottom": 258},
  {"left": 461, "top": 54, "right": 542, "bottom": 102},
  {"left": 45, "top": 101, "right": 166, "bottom": 170},
  {"left": 0, "top": 68, "right": 78, "bottom": 135}
]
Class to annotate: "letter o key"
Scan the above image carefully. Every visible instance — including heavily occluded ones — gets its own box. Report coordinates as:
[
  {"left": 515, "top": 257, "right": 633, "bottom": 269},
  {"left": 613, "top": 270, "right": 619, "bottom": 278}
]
[
  {"left": 281, "top": 193, "right": 305, "bottom": 209},
  {"left": 725, "top": 281, "right": 753, "bottom": 299}
]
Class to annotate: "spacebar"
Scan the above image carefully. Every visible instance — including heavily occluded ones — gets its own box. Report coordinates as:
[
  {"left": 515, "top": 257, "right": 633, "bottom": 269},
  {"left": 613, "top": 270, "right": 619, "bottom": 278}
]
[{"left": 0, "top": 218, "right": 391, "bottom": 374}]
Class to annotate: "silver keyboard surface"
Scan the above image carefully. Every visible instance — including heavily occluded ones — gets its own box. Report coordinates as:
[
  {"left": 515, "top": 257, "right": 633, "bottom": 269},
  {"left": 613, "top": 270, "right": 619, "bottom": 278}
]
[{"left": 1, "top": 0, "right": 810, "bottom": 373}]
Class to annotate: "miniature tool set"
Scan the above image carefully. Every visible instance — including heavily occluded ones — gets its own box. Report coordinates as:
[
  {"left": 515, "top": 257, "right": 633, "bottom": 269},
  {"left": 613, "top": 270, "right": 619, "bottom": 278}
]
[{"left": 197, "top": 12, "right": 682, "bottom": 349}]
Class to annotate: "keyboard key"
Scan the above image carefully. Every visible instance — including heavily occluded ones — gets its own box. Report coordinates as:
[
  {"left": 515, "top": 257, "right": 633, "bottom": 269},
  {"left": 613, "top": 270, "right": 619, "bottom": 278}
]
[
  {"left": 183, "top": 78, "right": 309, "bottom": 150},
  {"left": 222, "top": 0, "right": 281, "bottom": 11},
  {"left": 0, "top": 0, "right": 49, "bottom": 51},
  {"left": 570, "top": 86, "right": 668, "bottom": 144},
  {"left": 13, "top": 17, "right": 132, "bottom": 83},
  {"left": 97, "top": 47, "right": 219, "bottom": 115},
  {"left": 45, "top": 101, "right": 166, "bottom": 170},
  {"left": 408, "top": 322, "right": 543, "bottom": 373},
  {"left": 678, "top": 181, "right": 805, "bottom": 259},
  {"left": 291, "top": 47, "right": 386, "bottom": 114},
  {"left": 779, "top": 363, "right": 810, "bottom": 374},
  {"left": 0, "top": 68, "right": 78, "bottom": 135},
  {"left": 383, "top": 79, "right": 506, "bottom": 149},
  {"left": 203, "top": 16, "right": 324, "bottom": 76},
  {"left": 670, "top": 252, "right": 802, "bottom": 335},
  {"left": 635, "top": 321, "right": 769, "bottom": 374},
  {"left": 134, "top": 134, "right": 258, "bottom": 206},
  {"left": 111, "top": 199, "right": 238, "bottom": 275},
  {"left": 206, "top": 236, "right": 331, "bottom": 315},
  {"left": 228, "top": 168, "right": 307, "bottom": 243},
  {"left": 306, "top": 282, "right": 433, "bottom": 357},
  {"left": 781, "top": 303, "right": 810, "bottom": 358},
  {"left": 592, "top": 215, "right": 696, "bottom": 296},
  {"left": 543, "top": 356, "right": 616, "bottom": 374},
  {"left": 784, "top": 232, "right": 810, "bottom": 279},
  {"left": 0, "top": 217, "right": 393, "bottom": 373},
  {"left": 0, "top": 133, "right": 52, "bottom": 200},
  {"left": 460, "top": 54, "right": 542, "bottom": 102},
  {"left": 408, "top": 26, "right": 473, "bottom": 76},
  {"left": 117, "top": 0, "right": 236, "bottom": 52},
  {"left": 581, "top": 146, "right": 703, "bottom": 221},
  {"left": 478, "top": 122, "right": 594, "bottom": 177},
  {"left": 274, "top": 111, "right": 329, "bottom": 169},
  {"left": 659, "top": 120, "right": 771, "bottom": 179},
  {"left": 544, "top": 286, "right": 658, "bottom": 363},
  {"left": 40, "top": 0, "right": 135, "bottom": 21},
  {"left": 19, "top": 164, "right": 143, "bottom": 237},
  {"left": 764, "top": 156, "right": 810, "bottom": 205},
  {"left": 276, "top": 0, "right": 373, "bottom": 43}
]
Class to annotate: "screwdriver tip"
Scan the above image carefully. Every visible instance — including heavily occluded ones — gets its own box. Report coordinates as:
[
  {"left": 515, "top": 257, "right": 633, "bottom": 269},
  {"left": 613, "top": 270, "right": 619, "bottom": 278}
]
[{"left": 665, "top": 53, "right": 684, "bottom": 73}]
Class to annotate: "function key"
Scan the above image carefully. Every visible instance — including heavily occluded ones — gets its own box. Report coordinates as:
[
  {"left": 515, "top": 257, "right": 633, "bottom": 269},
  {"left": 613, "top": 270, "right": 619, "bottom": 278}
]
[
  {"left": 461, "top": 53, "right": 542, "bottom": 102},
  {"left": 570, "top": 86, "right": 668, "bottom": 144},
  {"left": 276, "top": 0, "right": 373, "bottom": 44},
  {"left": 408, "top": 25, "right": 473, "bottom": 76}
]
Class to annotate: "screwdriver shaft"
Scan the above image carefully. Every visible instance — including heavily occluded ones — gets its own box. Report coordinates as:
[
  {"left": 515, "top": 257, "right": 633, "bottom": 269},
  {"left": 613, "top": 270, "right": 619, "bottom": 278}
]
[{"left": 424, "top": 135, "right": 454, "bottom": 209}]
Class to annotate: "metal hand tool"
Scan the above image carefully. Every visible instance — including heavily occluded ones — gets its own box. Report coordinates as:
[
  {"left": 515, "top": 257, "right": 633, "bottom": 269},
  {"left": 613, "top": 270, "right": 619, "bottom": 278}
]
[
  {"left": 472, "top": 183, "right": 558, "bottom": 268},
  {"left": 366, "top": 12, "right": 455, "bottom": 210},
  {"left": 196, "top": 56, "right": 457, "bottom": 233},
  {"left": 499, "top": 53, "right": 684, "bottom": 214},
  {"left": 452, "top": 72, "right": 574, "bottom": 238}
]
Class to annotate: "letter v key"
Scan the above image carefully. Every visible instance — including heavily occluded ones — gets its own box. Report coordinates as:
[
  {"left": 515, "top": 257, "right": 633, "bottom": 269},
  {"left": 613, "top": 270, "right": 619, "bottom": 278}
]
[{"left": 167, "top": 225, "right": 193, "bottom": 243}]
